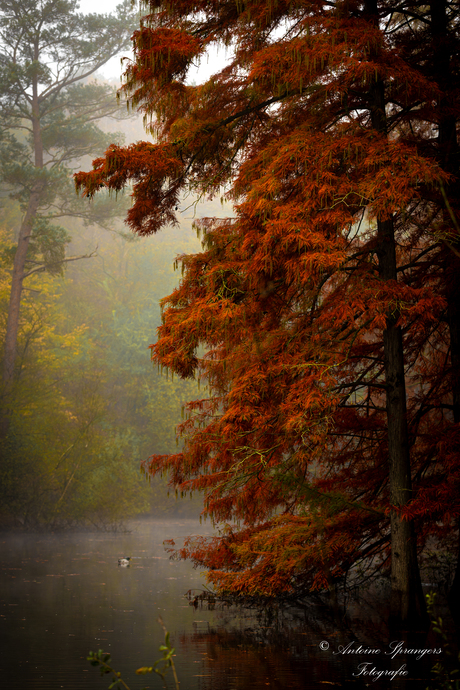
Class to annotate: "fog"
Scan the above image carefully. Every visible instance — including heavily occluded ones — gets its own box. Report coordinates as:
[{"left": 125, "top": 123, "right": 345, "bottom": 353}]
[
  {"left": 77, "top": 0, "right": 231, "bottom": 84},
  {"left": 0, "top": 97, "right": 232, "bottom": 530}
]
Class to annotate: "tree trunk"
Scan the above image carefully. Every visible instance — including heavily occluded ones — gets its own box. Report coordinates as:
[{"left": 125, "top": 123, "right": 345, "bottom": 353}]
[
  {"left": 2, "top": 187, "right": 42, "bottom": 387},
  {"left": 1, "top": 68, "right": 43, "bottom": 436},
  {"left": 376, "top": 216, "right": 426, "bottom": 629},
  {"left": 364, "top": 0, "right": 426, "bottom": 629}
]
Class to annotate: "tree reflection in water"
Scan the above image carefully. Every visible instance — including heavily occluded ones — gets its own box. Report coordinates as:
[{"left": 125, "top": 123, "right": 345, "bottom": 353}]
[{"left": 0, "top": 519, "right": 442, "bottom": 689}]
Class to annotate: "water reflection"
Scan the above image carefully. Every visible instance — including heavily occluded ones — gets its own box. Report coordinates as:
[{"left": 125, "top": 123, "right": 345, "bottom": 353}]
[{"left": 0, "top": 519, "right": 439, "bottom": 689}]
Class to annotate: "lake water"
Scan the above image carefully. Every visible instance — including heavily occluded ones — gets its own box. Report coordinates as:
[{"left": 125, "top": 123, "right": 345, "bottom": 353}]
[{"left": 0, "top": 518, "right": 443, "bottom": 689}]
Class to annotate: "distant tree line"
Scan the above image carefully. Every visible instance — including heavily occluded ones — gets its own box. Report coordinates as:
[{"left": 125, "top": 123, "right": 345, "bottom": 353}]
[{"left": 0, "top": 0, "right": 203, "bottom": 529}]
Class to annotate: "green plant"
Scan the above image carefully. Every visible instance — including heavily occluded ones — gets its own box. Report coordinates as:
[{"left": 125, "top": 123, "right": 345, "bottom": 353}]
[
  {"left": 136, "top": 617, "right": 180, "bottom": 689},
  {"left": 87, "top": 650, "right": 131, "bottom": 690},
  {"left": 426, "top": 593, "right": 460, "bottom": 690},
  {"left": 88, "top": 617, "right": 179, "bottom": 690}
]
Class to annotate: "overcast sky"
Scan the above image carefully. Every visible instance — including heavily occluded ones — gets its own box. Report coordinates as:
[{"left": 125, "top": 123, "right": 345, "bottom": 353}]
[{"left": 77, "top": 0, "right": 229, "bottom": 83}]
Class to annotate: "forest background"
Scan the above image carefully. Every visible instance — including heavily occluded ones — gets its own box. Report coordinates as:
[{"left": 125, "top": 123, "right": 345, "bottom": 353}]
[
  {"left": 0, "top": 0, "right": 212, "bottom": 529},
  {"left": 0, "top": 161, "right": 213, "bottom": 529}
]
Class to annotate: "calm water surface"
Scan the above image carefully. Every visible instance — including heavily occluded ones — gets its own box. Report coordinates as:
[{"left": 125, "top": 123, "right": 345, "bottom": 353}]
[{"left": 0, "top": 519, "right": 438, "bottom": 689}]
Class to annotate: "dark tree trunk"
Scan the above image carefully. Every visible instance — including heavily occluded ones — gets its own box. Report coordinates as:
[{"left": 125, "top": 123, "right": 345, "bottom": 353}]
[
  {"left": 364, "top": 0, "right": 426, "bottom": 629},
  {"left": 376, "top": 217, "right": 426, "bottom": 629}
]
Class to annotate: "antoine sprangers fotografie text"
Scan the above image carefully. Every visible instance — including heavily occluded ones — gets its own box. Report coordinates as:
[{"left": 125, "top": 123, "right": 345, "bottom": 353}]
[{"left": 333, "top": 640, "right": 442, "bottom": 682}]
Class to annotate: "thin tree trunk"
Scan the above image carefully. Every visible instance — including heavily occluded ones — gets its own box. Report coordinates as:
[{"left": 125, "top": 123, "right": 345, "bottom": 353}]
[
  {"left": 2, "top": 185, "right": 42, "bottom": 389},
  {"left": 1, "top": 66, "right": 43, "bottom": 436},
  {"left": 364, "top": 0, "right": 426, "bottom": 628},
  {"left": 377, "top": 217, "right": 426, "bottom": 628}
]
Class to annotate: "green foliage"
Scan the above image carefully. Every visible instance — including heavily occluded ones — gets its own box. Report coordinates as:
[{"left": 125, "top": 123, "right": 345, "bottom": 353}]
[
  {"left": 0, "top": 0, "right": 137, "bottom": 292},
  {"left": 88, "top": 617, "right": 180, "bottom": 690},
  {"left": 426, "top": 593, "right": 460, "bottom": 690},
  {"left": 27, "top": 218, "right": 71, "bottom": 275},
  {"left": 88, "top": 650, "right": 131, "bottom": 690}
]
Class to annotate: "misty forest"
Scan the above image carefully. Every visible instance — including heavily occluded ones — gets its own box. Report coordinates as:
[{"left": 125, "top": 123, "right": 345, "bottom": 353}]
[
  {"left": 2, "top": 1, "right": 460, "bottom": 687},
  {"left": 0, "top": 0, "right": 207, "bottom": 533}
]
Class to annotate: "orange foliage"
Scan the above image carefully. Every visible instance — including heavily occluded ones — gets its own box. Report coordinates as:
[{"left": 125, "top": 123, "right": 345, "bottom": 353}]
[{"left": 76, "top": 1, "right": 460, "bottom": 602}]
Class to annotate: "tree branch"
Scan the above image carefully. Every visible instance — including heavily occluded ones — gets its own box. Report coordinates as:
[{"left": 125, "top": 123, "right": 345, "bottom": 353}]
[{"left": 22, "top": 249, "right": 98, "bottom": 279}]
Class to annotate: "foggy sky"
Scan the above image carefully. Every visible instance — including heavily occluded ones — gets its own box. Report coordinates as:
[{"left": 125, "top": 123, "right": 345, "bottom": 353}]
[{"left": 77, "top": 0, "right": 230, "bottom": 83}]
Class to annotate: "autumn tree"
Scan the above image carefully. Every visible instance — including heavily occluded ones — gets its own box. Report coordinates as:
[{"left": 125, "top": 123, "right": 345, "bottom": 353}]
[
  {"left": 76, "top": 0, "right": 460, "bottom": 628},
  {"left": 0, "top": 0, "right": 137, "bottom": 424}
]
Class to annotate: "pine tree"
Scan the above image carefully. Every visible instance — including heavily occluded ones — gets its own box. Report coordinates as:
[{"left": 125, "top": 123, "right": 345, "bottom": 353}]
[{"left": 0, "top": 0, "right": 137, "bottom": 419}]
